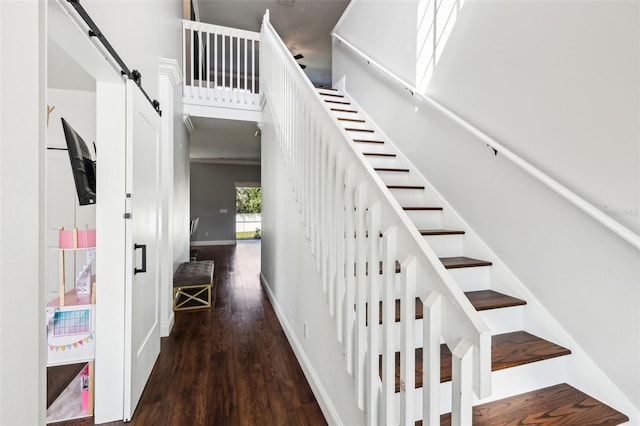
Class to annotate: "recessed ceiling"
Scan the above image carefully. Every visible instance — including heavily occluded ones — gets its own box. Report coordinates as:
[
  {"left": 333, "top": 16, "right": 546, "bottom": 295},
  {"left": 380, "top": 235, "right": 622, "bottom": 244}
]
[
  {"left": 189, "top": 117, "right": 261, "bottom": 164},
  {"left": 195, "top": 0, "right": 350, "bottom": 87}
]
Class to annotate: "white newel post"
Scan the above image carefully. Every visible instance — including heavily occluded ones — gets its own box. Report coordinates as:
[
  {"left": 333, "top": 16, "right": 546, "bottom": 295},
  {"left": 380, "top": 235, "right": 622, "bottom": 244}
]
[{"left": 158, "top": 58, "right": 182, "bottom": 337}]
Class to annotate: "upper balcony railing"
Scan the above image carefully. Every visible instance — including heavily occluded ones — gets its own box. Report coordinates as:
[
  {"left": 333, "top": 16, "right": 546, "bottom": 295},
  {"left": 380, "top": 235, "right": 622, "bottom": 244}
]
[{"left": 182, "top": 20, "right": 262, "bottom": 112}]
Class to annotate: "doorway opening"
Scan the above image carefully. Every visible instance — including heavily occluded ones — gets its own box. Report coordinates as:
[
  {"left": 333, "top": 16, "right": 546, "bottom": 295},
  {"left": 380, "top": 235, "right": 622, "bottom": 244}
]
[{"left": 235, "top": 183, "right": 262, "bottom": 241}]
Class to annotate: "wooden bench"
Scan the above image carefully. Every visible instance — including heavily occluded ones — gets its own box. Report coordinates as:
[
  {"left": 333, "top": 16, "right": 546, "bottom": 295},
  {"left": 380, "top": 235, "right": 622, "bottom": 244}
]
[{"left": 173, "top": 260, "right": 214, "bottom": 311}]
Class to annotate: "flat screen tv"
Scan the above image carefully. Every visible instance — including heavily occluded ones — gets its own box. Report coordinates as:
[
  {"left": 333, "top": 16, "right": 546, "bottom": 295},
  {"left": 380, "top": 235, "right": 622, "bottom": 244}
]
[{"left": 61, "top": 118, "right": 96, "bottom": 205}]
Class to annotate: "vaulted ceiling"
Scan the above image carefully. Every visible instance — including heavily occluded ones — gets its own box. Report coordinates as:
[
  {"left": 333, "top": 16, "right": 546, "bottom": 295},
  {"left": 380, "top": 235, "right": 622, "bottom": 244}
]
[{"left": 194, "top": 0, "right": 349, "bottom": 87}]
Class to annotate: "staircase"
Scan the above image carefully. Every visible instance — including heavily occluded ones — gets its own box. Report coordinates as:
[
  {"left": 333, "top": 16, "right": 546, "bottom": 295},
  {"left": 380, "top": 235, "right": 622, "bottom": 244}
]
[{"left": 317, "top": 87, "right": 629, "bottom": 425}]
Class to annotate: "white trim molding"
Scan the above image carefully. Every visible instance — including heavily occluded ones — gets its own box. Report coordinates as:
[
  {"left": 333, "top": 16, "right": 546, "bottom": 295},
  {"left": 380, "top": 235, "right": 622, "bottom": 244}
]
[
  {"left": 183, "top": 114, "right": 195, "bottom": 134},
  {"left": 158, "top": 57, "right": 182, "bottom": 87}
]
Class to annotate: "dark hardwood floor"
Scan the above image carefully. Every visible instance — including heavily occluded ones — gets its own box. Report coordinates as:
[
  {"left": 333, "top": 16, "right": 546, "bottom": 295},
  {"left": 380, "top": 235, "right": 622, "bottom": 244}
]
[{"left": 51, "top": 241, "right": 326, "bottom": 426}]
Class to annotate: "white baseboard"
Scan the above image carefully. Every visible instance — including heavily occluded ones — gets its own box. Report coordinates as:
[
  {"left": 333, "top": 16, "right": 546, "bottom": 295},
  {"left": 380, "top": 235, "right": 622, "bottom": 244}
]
[
  {"left": 160, "top": 311, "right": 175, "bottom": 337},
  {"left": 190, "top": 240, "right": 236, "bottom": 246},
  {"left": 260, "top": 273, "right": 342, "bottom": 426}
]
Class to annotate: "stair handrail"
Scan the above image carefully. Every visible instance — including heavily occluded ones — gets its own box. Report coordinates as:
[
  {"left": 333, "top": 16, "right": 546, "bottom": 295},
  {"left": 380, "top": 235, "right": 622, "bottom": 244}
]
[
  {"left": 262, "top": 10, "right": 491, "bottom": 424},
  {"left": 332, "top": 32, "right": 640, "bottom": 251}
]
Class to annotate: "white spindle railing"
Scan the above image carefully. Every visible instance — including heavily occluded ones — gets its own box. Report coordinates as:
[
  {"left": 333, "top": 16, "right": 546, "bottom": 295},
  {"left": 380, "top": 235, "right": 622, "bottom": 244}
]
[
  {"left": 182, "top": 20, "right": 261, "bottom": 110},
  {"left": 261, "top": 10, "right": 491, "bottom": 424}
]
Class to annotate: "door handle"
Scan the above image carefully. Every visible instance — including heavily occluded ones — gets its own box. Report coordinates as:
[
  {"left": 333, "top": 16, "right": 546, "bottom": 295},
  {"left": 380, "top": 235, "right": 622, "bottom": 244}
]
[{"left": 134, "top": 243, "right": 147, "bottom": 274}]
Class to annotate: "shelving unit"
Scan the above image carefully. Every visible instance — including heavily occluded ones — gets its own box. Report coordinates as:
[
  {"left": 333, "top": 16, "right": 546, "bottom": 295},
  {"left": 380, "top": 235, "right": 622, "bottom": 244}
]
[{"left": 46, "top": 228, "right": 96, "bottom": 423}]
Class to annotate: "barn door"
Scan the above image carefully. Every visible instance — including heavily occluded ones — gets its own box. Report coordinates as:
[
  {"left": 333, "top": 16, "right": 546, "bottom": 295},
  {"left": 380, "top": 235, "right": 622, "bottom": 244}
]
[{"left": 123, "top": 79, "right": 161, "bottom": 420}]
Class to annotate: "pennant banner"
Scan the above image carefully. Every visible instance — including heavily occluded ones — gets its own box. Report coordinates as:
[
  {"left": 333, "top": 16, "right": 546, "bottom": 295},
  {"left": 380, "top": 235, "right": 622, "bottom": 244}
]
[{"left": 48, "top": 334, "right": 94, "bottom": 352}]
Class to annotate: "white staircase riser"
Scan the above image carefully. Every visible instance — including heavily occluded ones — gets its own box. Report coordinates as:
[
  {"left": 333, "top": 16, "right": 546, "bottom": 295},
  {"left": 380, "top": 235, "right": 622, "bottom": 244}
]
[
  {"left": 422, "top": 234, "right": 464, "bottom": 258},
  {"left": 330, "top": 110, "right": 360, "bottom": 121},
  {"left": 446, "top": 266, "right": 491, "bottom": 292},
  {"left": 387, "top": 188, "right": 430, "bottom": 206},
  {"left": 351, "top": 141, "right": 388, "bottom": 154},
  {"left": 339, "top": 120, "right": 370, "bottom": 130},
  {"left": 404, "top": 210, "right": 443, "bottom": 230},
  {"left": 363, "top": 156, "right": 405, "bottom": 169},
  {"left": 478, "top": 305, "right": 524, "bottom": 334},
  {"left": 374, "top": 170, "right": 415, "bottom": 186}
]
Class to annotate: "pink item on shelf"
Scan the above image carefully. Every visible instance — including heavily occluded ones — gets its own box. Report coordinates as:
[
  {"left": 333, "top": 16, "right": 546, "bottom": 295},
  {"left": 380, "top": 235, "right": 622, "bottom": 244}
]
[
  {"left": 58, "top": 228, "right": 96, "bottom": 248},
  {"left": 59, "top": 229, "right": 74, "bottom": 249},
  {"left": 77, "top": 229, "right": 96, "bottom": 248},
  {"left": 80, "top": 364, "right": 90, "bottom": 412}
]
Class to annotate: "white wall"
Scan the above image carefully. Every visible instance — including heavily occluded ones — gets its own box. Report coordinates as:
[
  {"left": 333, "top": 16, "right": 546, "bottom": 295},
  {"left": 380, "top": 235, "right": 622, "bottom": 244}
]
[
  {"left": 46, "top": 89, "right": 97, "bottom": 300},
  {"left": 190, "top": 162, "right": 261, "bottom": 243},
  {"left": 0, "top": 1, "right": 47, "bottom": 424},
  {"left": 261, "top": 105, "right": 365, "bottom": 425},
  {"left": 333, "top": 0, "right": 640, "bottom": 412},
  {"left": 427, "top": 0, "right": 640, "bottom": 235},
  {"left": 173, "top": 98, "right": 190, "bottom": 271},
  {"left": 334, "top": 0, "right": 417, "bottom": 86}
]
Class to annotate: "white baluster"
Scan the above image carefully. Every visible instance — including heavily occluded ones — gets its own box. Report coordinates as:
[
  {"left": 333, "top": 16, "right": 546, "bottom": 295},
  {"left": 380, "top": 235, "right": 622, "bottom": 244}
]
[
  {"left": 366, "top": 202, "right": 381, "bottom": 426},
  {"left": 236, "top": 36, "right": 240, "bottom": 98},
  {"left": 354, "top": 182, "right": 368, "bottom": 410},
  {"left": 422, "top": 292, "right": 442, "bottom": 426},
  {"left": 335, "top": 157, "right": 347, "bottom": 343},
  {"left": 381, "top": 226, "right": 397, "bottom": 425},
  {"left": 252, "top": 39, "right": 256, "bottom": 96},
  {"left": 327, "top": 144, "right": 337, "bottom": 316},
  {"left": 213, "top": 30, "right": 218, "bottom": 98},
  {"left": 222, "top": 32, "right": 226, "bottom": 93},
  {"left": 243, "top": 37, "right": 248, "bottom": 103},
  {"left": 344, "top": 167, "right": 355, "bottom": 375},
  {"left": 189, "top": 27, "right": 194, "bottom": 98},
  {"left": 400, "top": 256, "right": 417, "bottom": 425},
  {"left": 182, "top": 21, "right": 187, "bottom": 96},
  {"left": 451, "top": 339, "right": 473, "bottom": 426},
  {"left": 205, "top": 30, "right": 210, "bottom": 99}
]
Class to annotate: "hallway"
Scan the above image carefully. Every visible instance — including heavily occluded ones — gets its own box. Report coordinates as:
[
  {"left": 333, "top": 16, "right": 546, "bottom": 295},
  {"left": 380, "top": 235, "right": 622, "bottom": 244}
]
[{"left": 54, "top": 241, "right": 326, "bottom": 425}]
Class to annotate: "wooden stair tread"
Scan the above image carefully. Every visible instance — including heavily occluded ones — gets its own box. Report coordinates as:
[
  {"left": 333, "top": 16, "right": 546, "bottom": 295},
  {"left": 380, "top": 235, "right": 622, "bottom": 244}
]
[
  {"left": 387, "top": 184, "right": 425, "bottom": 190},
  {"left": 330, "top": 107, "right": 358, "bottom": 113},
  {"left": 319, "top": 92, "right": 344, "bottom": 98},
  {"left": 440, "top": 256, "right": 492, "bottom": 269},
  {"left": 403, "top": 206, "right": 443, "bottom": 211},
  {"left": 439, "top": 383, "right": 629, "bottom": 425},
  {"left": 374, "top": 167, "right": 410, "bottom": 172},
  {"left": 439, "top": 331, "right": 571, "bottom": 384},
  {"left": 354, "top": 139, "right": 384, "bottom": 144},
  {"left": 345, "top": 127, "right": 374, "bottom": 132},
  {"left": 367, "top": 290, "right": 526, "bottom": 325},
  {"left": 363, "top": 152, "right": 396, "bottom": 157},
  {"left": 420, "top": 229, "right": 465, "bottom": 236},
  {"left": 338, "top": 117, "right": 366, "bottom": 123},
  {"left": 324, "top": 99, "right": 351, "bottom": 105},
  {"left": 466, "top": 290, "right": 527, "bottom": 311},
  {"left": 386, "top": 331, "right": 571, "bottom": 391}
]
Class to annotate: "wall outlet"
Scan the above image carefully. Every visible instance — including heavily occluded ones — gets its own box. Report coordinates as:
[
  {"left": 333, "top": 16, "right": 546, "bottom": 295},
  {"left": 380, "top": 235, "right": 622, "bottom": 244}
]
[
  {"left": 205, "top": 231, "right": 209, "bottom": 237},
  {"left": 303, "top": 322, "right": 308, "bottom": 339},
  {"left": 220, "top": 208, "right": 228, "bottom": 214}
]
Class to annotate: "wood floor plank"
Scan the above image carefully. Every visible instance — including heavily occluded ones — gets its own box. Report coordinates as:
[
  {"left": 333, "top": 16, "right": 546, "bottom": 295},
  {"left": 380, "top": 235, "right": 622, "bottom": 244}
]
[{"left": 52, "top": 242, "right": 326, "bottom": 426}]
